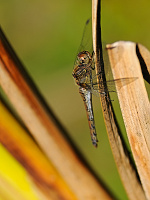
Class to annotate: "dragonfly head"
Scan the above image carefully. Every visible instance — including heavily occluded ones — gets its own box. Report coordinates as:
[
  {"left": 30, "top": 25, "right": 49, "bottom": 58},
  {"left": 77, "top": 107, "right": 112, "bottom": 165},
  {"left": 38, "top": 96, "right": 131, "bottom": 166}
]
[{"left": 77, "top": 51, "right": 92, "bottom": 65}]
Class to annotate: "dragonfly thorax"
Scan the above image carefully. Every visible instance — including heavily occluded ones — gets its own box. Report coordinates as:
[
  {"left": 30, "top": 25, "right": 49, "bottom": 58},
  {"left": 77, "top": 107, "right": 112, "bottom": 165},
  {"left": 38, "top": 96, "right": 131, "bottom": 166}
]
[{"left": 72, "top": 65, "right": 88, "bottom": 85}]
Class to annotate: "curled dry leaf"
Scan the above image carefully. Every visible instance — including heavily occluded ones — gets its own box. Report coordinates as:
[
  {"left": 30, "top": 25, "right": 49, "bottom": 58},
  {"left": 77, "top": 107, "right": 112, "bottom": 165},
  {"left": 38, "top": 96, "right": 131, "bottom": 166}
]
[{"left": 107, "top": 41, "right": 150, "bottom": 200}]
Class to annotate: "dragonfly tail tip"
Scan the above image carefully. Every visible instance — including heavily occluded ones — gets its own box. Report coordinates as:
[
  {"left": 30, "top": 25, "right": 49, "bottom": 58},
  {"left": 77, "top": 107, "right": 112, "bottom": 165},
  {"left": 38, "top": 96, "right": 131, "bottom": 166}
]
[{"left": 92, "top": 140, "right": 98, "bottom": 148}]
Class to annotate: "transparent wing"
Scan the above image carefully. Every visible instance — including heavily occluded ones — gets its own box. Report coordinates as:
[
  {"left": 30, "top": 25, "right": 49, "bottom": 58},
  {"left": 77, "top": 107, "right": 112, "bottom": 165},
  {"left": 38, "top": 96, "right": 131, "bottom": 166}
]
[
  {"left": 86, "top": 77, "right": 138, "bottom": 96},
  {"left": 74, "top": 18, "right": 93, "bottom": 68},
  {"left": 78, "top": 18, "right": 93, "bottom": 54},
  {"left": 73, "top": 18, "right": 138, "bottom": 96},
  {"left": 106, "top": 77, "right": 138, "bottom": 90}
]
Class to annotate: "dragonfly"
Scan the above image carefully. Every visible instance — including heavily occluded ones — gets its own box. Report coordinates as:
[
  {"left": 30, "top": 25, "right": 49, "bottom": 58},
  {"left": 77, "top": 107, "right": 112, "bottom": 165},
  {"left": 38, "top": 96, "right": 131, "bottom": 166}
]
[{"left": 72, "top": 19, "right": 136, "bottom": 147}]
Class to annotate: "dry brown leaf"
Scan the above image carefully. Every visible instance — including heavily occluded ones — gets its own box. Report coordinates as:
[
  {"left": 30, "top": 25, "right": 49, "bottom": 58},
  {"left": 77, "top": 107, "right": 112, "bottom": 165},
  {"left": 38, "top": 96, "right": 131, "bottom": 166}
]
[
  {"left": 107, "top": 41, "right": 150, "bottom": 199},
  {"left": 0, "top": 22, "right": 113, "bottom": 200}
]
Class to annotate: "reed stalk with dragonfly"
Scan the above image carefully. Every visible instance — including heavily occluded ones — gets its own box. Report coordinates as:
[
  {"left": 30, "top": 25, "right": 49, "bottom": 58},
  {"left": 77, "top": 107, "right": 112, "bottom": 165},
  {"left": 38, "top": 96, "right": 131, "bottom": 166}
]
[{"left": 0, "top": 0, "right": 150, "bottom": 199}]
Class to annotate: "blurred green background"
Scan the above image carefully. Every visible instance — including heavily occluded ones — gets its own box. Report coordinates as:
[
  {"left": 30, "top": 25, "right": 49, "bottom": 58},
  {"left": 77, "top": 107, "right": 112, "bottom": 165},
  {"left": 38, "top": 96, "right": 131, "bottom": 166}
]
[{"left": 0, "top": 0, "right": 150, "bottom": 199}]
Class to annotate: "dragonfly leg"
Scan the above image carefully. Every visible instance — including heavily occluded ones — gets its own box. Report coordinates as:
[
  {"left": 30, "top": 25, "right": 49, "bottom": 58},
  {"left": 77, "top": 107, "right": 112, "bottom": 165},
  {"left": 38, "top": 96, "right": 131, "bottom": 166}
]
[
  {"left": 91, "top": 51, "right": 95, "bottom": 70},
  {"left": 99, "top": 91, "right": 115, "bottom": 101}
]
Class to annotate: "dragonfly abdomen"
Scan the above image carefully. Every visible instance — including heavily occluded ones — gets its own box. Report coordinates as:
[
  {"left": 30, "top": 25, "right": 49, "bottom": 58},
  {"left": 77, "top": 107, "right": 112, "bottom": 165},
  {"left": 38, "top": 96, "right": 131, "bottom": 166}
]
[{"left": 79, "top": 87, "right": 98, "bottom": 147}]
